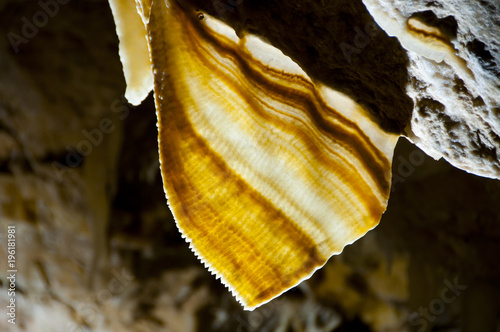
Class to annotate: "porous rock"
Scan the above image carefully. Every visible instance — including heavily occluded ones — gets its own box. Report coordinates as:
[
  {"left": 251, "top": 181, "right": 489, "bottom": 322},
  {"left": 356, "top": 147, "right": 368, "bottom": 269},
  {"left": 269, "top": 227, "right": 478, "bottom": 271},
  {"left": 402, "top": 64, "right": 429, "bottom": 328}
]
[{"left": 363, "top": 0, "right": 500, "bottom": 179}]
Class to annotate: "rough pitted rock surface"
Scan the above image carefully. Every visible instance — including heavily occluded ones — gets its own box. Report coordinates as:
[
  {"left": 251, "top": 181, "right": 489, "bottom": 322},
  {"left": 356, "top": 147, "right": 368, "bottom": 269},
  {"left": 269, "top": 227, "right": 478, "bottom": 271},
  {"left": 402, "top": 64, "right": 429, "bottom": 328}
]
[{"left": 362, "top": 0, "right": 500, "bottom": 179}]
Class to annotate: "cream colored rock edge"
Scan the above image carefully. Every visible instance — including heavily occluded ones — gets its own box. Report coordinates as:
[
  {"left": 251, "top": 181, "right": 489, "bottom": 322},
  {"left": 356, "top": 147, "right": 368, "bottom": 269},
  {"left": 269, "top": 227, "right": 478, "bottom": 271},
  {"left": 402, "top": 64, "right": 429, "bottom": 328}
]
[
  {"left": 362, "top": 0, "right": 471, "bottom": 79},
  {"left": 108, "top": 0, "right": 153, "bottom": 105},
  {"left": 110, "top": 0, "right": 399, "bottom": 310}
]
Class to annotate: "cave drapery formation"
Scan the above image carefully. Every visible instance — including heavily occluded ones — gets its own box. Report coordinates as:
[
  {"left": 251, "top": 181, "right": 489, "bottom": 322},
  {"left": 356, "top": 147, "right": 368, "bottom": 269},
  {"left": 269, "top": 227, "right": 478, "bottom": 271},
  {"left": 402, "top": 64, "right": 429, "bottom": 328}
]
[
  {"left": 0, "top": 0, "right": 499, "bottom": 331},
  {"left": 109, "top": 0, "right": 500, "bottom": 310}
]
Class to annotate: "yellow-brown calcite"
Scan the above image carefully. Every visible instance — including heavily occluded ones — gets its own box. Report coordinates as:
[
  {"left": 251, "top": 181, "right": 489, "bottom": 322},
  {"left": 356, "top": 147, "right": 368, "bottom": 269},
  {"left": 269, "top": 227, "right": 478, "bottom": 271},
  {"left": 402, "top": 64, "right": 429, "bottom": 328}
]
[{"left": 110, "top": 0, "right": 399, "bottom": 310}]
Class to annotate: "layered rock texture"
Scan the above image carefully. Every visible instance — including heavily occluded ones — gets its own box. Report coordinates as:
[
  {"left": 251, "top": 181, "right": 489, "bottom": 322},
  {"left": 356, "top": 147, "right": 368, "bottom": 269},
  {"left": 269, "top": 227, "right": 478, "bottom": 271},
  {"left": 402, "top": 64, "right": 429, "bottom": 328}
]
[{"left": 0, "top": 0, "right": 499, "bottom": 331}]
